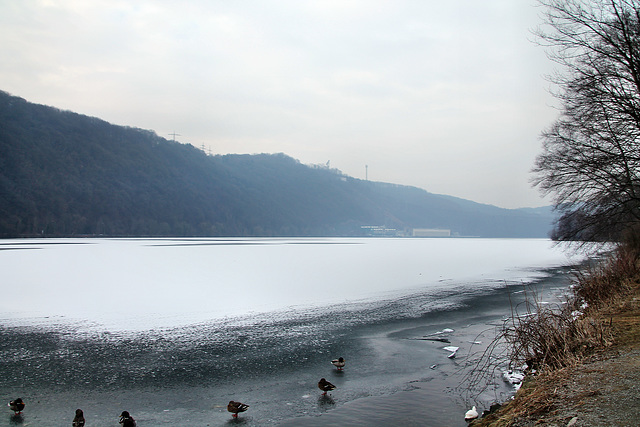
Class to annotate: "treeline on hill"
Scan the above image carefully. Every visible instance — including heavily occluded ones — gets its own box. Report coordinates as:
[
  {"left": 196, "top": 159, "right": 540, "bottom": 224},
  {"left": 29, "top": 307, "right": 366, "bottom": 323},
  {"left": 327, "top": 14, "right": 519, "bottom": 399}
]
[{"left": 0, "top": 90, "right": 553, "bottom": 237}]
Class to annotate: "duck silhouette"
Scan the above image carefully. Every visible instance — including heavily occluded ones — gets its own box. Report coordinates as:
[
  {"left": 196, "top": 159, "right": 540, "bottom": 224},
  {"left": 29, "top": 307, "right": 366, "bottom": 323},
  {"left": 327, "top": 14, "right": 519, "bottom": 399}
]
[
  {"left": 227, "top": 400, "right": 249, "bottom": 418},
  {"left": 8, "top": 398, "right": 25, "bottom": 415},
  {"left": 331, "top": 357, "right": 346, "bottom": 371},
  {"left": 72, "top": 408, "right": 85, "bottom": 427},
  {"left": 318, "top": 378, "right": 336, "bottom": 395},
  {"left": 119, "top": 410, "right": 136, "bottom": 427}
]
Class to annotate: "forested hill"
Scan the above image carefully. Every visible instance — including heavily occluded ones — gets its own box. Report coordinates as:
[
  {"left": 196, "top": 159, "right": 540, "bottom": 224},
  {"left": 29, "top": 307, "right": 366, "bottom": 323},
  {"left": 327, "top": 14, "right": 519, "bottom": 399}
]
[{"left": 0, "top": 91, "right": 554, "bottom": 238}]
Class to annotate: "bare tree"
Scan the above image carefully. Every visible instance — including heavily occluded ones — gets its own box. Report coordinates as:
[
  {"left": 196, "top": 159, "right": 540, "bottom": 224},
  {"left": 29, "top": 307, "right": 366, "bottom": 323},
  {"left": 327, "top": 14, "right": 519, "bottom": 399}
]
[{"left": 532, "top": 0, "right": 640, "bottom": 241}]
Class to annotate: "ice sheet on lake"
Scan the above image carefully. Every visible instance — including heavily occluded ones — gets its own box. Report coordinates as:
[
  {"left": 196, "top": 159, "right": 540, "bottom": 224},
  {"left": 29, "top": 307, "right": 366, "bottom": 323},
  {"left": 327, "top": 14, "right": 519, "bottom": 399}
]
[{"left": 0, "top": 238, "right": 581, "bottom": 332}]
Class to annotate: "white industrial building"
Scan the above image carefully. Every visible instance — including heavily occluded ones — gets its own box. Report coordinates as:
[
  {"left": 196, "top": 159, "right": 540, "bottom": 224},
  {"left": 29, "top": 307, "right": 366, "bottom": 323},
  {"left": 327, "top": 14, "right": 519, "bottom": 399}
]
[{"left": 412, "top": 228, "right": 451, "bottom": 237}]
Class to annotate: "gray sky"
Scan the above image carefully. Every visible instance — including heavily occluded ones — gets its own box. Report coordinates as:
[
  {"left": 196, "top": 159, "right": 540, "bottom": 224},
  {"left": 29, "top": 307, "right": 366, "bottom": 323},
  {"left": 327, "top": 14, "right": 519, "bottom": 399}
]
[{"left": 0, "top": 0, "right": 559, "bottom": 209}]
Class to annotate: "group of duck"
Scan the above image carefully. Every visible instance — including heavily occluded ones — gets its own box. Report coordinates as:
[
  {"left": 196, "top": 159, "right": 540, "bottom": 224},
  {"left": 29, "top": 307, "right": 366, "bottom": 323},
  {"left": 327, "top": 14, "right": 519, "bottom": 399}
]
[
  {"left": 5, "top": 357, "right": 347, "bottom": 424},
  {"left": 230, "top": 355, "right": 482, "bottom": 423},
  {"left": 8, "top": 356, "right": 482, "bottom": 424},
  {"left": 229, "top": 356, "right": 346, "bottom": 419},
  {"left": 8, "top": 399, "right": 136, "bottom": 426}
]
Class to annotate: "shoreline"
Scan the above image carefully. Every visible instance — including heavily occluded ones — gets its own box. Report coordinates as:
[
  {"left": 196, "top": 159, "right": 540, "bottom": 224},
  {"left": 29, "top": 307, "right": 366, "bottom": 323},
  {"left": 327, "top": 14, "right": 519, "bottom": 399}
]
[
  {"left": 277, "top": 276, "right": 574, "bottom": 427},
  {"left": 277, "top": 278, "right": 640, "bottom": 427},
  {"left": 277, "top": 320, "right": 509, "bottom": 427},
  {"left": 476, "top": 267, "right": 640, "bottom": 426},
  {"left": 0, "top": 257, "right": 579, "bottom": 426}
]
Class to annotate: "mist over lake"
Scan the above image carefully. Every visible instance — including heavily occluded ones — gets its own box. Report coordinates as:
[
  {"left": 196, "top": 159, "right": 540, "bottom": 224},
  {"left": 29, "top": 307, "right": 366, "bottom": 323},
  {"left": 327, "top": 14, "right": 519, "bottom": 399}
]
[{"left": 0, "top": 238, "right": 583, "bottom": 426}]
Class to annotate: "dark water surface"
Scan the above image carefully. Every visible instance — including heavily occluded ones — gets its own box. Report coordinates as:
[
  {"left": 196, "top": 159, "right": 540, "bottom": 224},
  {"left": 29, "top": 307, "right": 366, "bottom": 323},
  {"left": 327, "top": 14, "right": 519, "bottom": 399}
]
[{"left": 0, "top": 264, "right": 577, "bottom": 426}]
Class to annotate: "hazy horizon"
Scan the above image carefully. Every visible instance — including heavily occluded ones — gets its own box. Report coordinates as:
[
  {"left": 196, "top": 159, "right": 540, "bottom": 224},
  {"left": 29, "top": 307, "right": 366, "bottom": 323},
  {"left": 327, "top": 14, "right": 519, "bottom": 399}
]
[{"left": 0, "top": 1, "right": 556, "bottom": 209}]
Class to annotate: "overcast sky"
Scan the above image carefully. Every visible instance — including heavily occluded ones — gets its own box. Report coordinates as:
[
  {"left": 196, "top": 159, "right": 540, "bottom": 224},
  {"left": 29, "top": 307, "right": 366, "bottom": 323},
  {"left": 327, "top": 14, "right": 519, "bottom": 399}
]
[{"left": 0, "top": 0, "right": 559, "bottom": 209}]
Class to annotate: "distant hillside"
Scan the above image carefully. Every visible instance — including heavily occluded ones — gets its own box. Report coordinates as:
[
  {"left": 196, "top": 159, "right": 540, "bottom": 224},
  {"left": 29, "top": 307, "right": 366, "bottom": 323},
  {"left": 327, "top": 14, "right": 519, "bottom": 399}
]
[{"left": 0, "top": 90, "right": 554, "bottom": 238}]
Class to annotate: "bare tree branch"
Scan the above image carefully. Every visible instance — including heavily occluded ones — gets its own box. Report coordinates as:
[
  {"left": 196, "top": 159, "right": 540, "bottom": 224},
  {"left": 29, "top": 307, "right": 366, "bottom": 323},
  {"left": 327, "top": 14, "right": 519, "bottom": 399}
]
[{"left": 532, "top": 0, "right": 640, "bottom": 242}]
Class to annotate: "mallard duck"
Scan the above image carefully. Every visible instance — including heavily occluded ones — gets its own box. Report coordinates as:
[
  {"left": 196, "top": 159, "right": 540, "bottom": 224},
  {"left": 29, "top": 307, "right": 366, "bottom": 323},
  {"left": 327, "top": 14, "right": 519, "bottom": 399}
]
[
  {"left": 119, "top": 410, "right": 136, "bottom": 427},
  {"left": 227, "top": 401, "right": 249, "bottom": 418},
  {"left": 331, "top": 357, "right": 345, "bottom": 371},
  {"left": 72, "top": 408, "right": 85, "bottom": 427},
  {"left": 318, "top": 378, "right": 336, "bottom": 395},
  {"left": 8, "top": 398, "right": 25, "bottom": 414},
  {"left": 464, "top": 405, "right": 479, "bottom": 422}
]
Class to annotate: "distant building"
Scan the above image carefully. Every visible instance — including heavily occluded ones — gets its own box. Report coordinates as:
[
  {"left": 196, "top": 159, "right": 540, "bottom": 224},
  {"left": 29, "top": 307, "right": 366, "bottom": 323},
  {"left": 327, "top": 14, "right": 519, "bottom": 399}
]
[
  {"left": 361, "top": 225, "right": 400, "bottom": 237},
  {"left": 412, "top": 228, "right": 451, "bottom": 237}
]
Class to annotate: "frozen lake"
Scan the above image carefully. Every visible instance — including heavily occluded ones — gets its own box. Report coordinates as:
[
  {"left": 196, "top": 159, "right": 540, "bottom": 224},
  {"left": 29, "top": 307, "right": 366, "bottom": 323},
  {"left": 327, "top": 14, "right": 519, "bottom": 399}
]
[
  {"left": 0, "top": 238, "right": 583, "bottom": 426},
  {"left": 0, "top": 238, "right": 577, "bottom": 331}
]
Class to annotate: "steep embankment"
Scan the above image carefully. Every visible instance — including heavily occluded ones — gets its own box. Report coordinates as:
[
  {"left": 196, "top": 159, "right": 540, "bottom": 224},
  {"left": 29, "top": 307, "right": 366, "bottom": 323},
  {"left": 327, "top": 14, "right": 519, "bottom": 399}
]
[{"left": 477, "top": 254, "right": 640, "bottom": 426}]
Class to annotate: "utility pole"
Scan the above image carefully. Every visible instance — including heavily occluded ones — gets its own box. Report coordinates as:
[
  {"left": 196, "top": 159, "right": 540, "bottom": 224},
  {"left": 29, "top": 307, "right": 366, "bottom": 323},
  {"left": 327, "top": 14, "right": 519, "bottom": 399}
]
[
  {"left": 169, "top": 132, "right": 180, "bottom": 141},
  {"left": 199, "top": 143, "right": 212, "bottom": 155},
  {"left": 365, "top": 165, "right": 368, "bottom": 181}
]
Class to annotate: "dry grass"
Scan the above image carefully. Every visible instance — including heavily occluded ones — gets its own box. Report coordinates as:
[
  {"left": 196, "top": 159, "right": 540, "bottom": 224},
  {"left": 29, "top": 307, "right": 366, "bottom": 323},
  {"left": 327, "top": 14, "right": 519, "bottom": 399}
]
[
  {"left": 478, "top": 368, "right": 572, "bottom": 425},
  {"left": 600, "top": 280, "right": 640, "bottom": 347},
  {"left": 573, "top": 246, "right": 638, "bottom": 308},
  {"left": 501, "top": 293, "right": 613, "bottom": 372},
  {"left": 507, "top": 239, "right": 640, "bottom": 372},
  {"left": 470, "top": 238, "right": 640, "bottom": 426}
]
